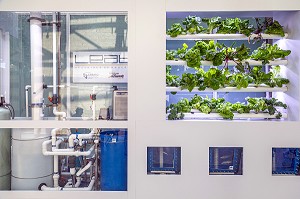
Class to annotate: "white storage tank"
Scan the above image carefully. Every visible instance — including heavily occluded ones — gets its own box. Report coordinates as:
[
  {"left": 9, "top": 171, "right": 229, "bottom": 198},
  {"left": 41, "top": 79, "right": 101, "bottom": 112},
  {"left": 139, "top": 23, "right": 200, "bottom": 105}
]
[
  {"left": 11, "top": 128, "right": 53, "bottom": 190},
  {"left": 0, "top": 107, "right": 11, "bottom": 190}
]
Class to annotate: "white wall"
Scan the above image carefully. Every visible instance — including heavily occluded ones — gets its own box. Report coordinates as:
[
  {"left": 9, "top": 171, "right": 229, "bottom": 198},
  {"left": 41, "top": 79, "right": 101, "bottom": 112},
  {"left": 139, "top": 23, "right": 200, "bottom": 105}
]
[
  {"left": 1, "top": 0, "right": 300, "bottom": 199},
  {"left": 136, "top": 121, "right": 300, "bottom": 199}
]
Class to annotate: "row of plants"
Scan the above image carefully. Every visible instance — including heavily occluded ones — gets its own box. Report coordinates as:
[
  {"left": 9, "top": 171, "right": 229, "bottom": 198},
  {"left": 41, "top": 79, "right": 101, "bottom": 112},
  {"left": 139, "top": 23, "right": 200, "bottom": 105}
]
[
  {"left": 167, "top": 16, "right": 285, "bottom": 38},
  {"left": 166, "top": 41, "right": 291, "bottom": 68},
  {"left": 166, "top": 65, "right": 289, "bottom": 91},
  {"left": 166, "top": 95, "right": 287, "bottom": 120}
]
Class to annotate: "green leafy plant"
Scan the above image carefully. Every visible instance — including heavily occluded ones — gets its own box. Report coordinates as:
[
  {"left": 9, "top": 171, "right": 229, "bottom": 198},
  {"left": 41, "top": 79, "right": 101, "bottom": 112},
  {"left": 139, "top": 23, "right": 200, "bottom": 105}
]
[
  {"left": 216, "top": 102, "right": 234, "bottom": 120},
  {"left": 176, "top": 43, "right": 189, "bottom": 60},
  {"left": 227, "top": 72, "right": 253, "bottom": 89},
  {"left": 167, "top": 17, "right": 286, "bottom": 38},
  {"left": 167, "top": 23, "right": 185, "bottom": 37},
  {"left": 201, "top": 40, "right": 224, "bottom": 66},
  {"left": 265, "top": 20, "right": 285, "bottom": 37},
  {"left": 203, "top": 68, "right": 226, "bottom": 90},
  {"left": 251, "top": 43, "right": 291, "bottom": 64},
  {"left": 182, "top": 16, "right": 205, "bottom": 34},
  {"left": 249, "top": 66, "right": 272, "bottom": 86},
  {"left": 202, "top": 17, "right": 222, "bottom": 33},
  {"left": 167, "top": 96, "right": 287, "bottom": 120},
  {"left": 166, "top": 65, "right": 180, "bottom": 87},
  {"left": 180, "top": 73, "right": 198, "bottom": 92},
  {"left": 166, "top": 50, "right": 176, "bottom": 60},
  {"left": 166, "top": 98, "right": 191, "bottom": 120},
  {"left": 246, "top": 97, "right": 287, "bottom": 119},
  {"left": 217, "top": 18, "right": 255, "bottom": 36},
  {"left": 222, "top": 43, "right": 251, "bottom": 68},
  {"left": 167, "top": 65, "right": 289, "bottom": 91}
]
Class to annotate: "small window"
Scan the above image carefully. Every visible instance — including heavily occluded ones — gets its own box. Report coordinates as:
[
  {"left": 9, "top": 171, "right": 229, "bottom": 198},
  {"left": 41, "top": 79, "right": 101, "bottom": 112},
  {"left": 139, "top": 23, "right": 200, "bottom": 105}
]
[
  {"left": 147, "top": 147, "right": 181, "bottom": 175},
  {"left": 209, "top": 147, "right": 243, "bottom": 175},
  {"left": 272, "top": 148, "right": 300, "bottom": 176}
]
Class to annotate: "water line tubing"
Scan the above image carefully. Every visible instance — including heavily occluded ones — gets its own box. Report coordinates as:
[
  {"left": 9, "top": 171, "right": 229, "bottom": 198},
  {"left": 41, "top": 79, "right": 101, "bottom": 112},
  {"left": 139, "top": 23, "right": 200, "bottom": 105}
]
[{"left": 40, "top": 177, "right": 95, "bottom": 191}]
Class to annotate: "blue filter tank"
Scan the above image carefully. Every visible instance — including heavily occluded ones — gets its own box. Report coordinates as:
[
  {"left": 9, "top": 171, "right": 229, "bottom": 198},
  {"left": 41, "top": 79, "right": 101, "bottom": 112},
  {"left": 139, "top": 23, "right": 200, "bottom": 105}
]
[{"left": 100, "top": 130, "right": 127, "bottom": 191}]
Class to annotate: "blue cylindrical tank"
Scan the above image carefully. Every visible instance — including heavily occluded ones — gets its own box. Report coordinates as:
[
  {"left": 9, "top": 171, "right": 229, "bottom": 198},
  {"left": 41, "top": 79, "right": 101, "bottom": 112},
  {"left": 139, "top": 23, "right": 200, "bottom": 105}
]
[{"left": 100, "top": 130, "right": 127, "bottom": 191}]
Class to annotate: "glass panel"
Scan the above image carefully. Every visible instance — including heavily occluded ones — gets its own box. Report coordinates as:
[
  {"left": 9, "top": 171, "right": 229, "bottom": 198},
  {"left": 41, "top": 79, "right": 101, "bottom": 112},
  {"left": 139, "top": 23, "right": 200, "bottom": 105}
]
[
  {"left": 147, "top": 147, "right": 181, "bottom": 175},
  {"left": 209, "top": 147, "right": 243, "bottom": 175},
  {"left": 272, "top": 148, "right": 300, "bottom": 176},
  {"left": 0, "top": 11, "right": 128, "bottom": 191},
  {"left": 0, "top": 11, "right": 128, "bottom": 120}
]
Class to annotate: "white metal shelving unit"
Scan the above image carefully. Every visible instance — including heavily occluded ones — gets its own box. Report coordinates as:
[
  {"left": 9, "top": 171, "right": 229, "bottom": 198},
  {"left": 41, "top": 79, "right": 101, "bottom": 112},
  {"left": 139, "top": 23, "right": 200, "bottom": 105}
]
[
  {"left": 183, "top": 112, "right": 288, "bottom": 119},
  {"left": 166, "top": 30, "right": 290, "bottom": 120},
  {"left": 166, "top": 33, "right": 288, "bottom": 40},
  {"left": 166, "top": 85, "right": 288, "bottom": 92},
  {"left": 166, "top": 59, "right": 288, "bottom": 66}
]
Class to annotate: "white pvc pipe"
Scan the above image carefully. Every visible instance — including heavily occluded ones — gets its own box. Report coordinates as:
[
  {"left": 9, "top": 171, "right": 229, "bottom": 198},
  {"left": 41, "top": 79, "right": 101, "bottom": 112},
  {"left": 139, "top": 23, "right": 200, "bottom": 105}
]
[
  {"left": 53, "top": 155, "right": 59, "bottom": 187},
  {"left": 68, "top": 130, "right": 95, "bottom": 149},
  {"left": 74, "top": 177, "right": 82, "bottom": 188},
  {"left": 0, "top": 29, "right": 2, "bottom": 97},
  {"left": 43, "top": 142, "right": 95, "bottom": 157},
  {"left": 51, "top": 128, "right": 60, "bottom": 149},
  {"left": 53, "top": 138, "right": 63, "bottom": 187},
  {"left": 25, "top": 85, "right": 66, "bottom": 118},
  {"left": 64, "top": 176, "right": 81, "bottom": 188},
  {"left": 76, "top": 161, "right": 93, "bottom": 177},
  {"left": 0, "top": 31, "right": 10, "bottom": 103},
  {"left": 41, "top": 177, "right": 95, "bottom": 191},
  {"left": 25, "top": 85, "right": 30, "bottom": 118},
  {"left": 166, "top": 33, "right": 288, "bottom": 41},
  {"left": 166, "top": 85, "right": 288, "bottom": 93},
  {"left": 30, "top": 12, "right": 43, "bottom": 120},
  {"left": 53, "top": 107, "right": 67, "bottom": 120},
  {"left": 3, "top": 31, "right": 10, "bottom": 103},
  {"left": 165, "top": 59, "right": 289, "bottom": 67}
]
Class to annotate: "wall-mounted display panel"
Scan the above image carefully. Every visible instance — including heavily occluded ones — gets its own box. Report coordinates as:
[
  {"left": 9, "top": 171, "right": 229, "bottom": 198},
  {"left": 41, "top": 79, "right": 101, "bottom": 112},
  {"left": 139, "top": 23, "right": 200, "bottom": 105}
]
[
  {"left": 209, "top": 147, "right": 243, "bottom": 175},
  {"left": 272, "top": 147, "right": 300, "bottom": 176},
  {"left": 147, "top": 147, "right": 181, "bottom": 175}
]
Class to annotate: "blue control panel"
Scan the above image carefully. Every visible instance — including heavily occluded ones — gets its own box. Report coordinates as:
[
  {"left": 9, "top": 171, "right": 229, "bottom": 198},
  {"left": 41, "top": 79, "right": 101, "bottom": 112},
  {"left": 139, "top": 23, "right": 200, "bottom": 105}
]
[
  {"left": 147, "top": 147, "right": 181, "bottom": 175},
  {"left": 272, "top": 148, "right": 300, "bottom": 175},
  {"left": 209, "top": 147, "right": 243, "bottom": 175}
]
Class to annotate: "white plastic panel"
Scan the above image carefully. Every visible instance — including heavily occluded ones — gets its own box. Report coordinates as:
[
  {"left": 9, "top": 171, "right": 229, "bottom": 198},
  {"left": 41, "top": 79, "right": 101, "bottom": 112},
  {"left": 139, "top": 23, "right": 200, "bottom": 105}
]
[
  {"left": 136, "top": 121, "right": 300, "bottom": 199},
  {"left": 166, "top": 0, "right": 300, "bottom": 11}
]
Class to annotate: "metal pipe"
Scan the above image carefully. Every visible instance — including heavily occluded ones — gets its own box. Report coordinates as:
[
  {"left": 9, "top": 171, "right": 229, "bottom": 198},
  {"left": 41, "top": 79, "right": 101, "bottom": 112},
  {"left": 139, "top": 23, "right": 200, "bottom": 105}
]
[
  {"left": 57, "top": 12, "right": 61, "bottom": 106},
  {"left": 52, "top": 12, "right": 57, "bottom": 96}
]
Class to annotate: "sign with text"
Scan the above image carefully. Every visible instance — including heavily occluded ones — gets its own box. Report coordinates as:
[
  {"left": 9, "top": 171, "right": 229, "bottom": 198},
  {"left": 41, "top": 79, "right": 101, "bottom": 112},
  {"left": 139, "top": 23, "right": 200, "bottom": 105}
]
[{"left": 73, "top": 52, "right": 128, "bottom": 83}]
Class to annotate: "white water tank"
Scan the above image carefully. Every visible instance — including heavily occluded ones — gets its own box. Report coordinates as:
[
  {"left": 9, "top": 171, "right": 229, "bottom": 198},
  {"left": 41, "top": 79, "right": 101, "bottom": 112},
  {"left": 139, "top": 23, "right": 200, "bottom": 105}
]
[
  {"left": 0, "top": 107, "right": 11, "bottom": 190},
  {"left": 11, "top": 128, "right": 53, "bottom": 190}
]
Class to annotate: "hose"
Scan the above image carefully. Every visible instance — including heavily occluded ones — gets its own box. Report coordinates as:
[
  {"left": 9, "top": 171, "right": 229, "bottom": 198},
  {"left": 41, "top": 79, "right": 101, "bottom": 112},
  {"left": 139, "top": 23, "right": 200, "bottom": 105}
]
[{"left": 4, "top": 104, "right": 15, "bottom": 119}]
